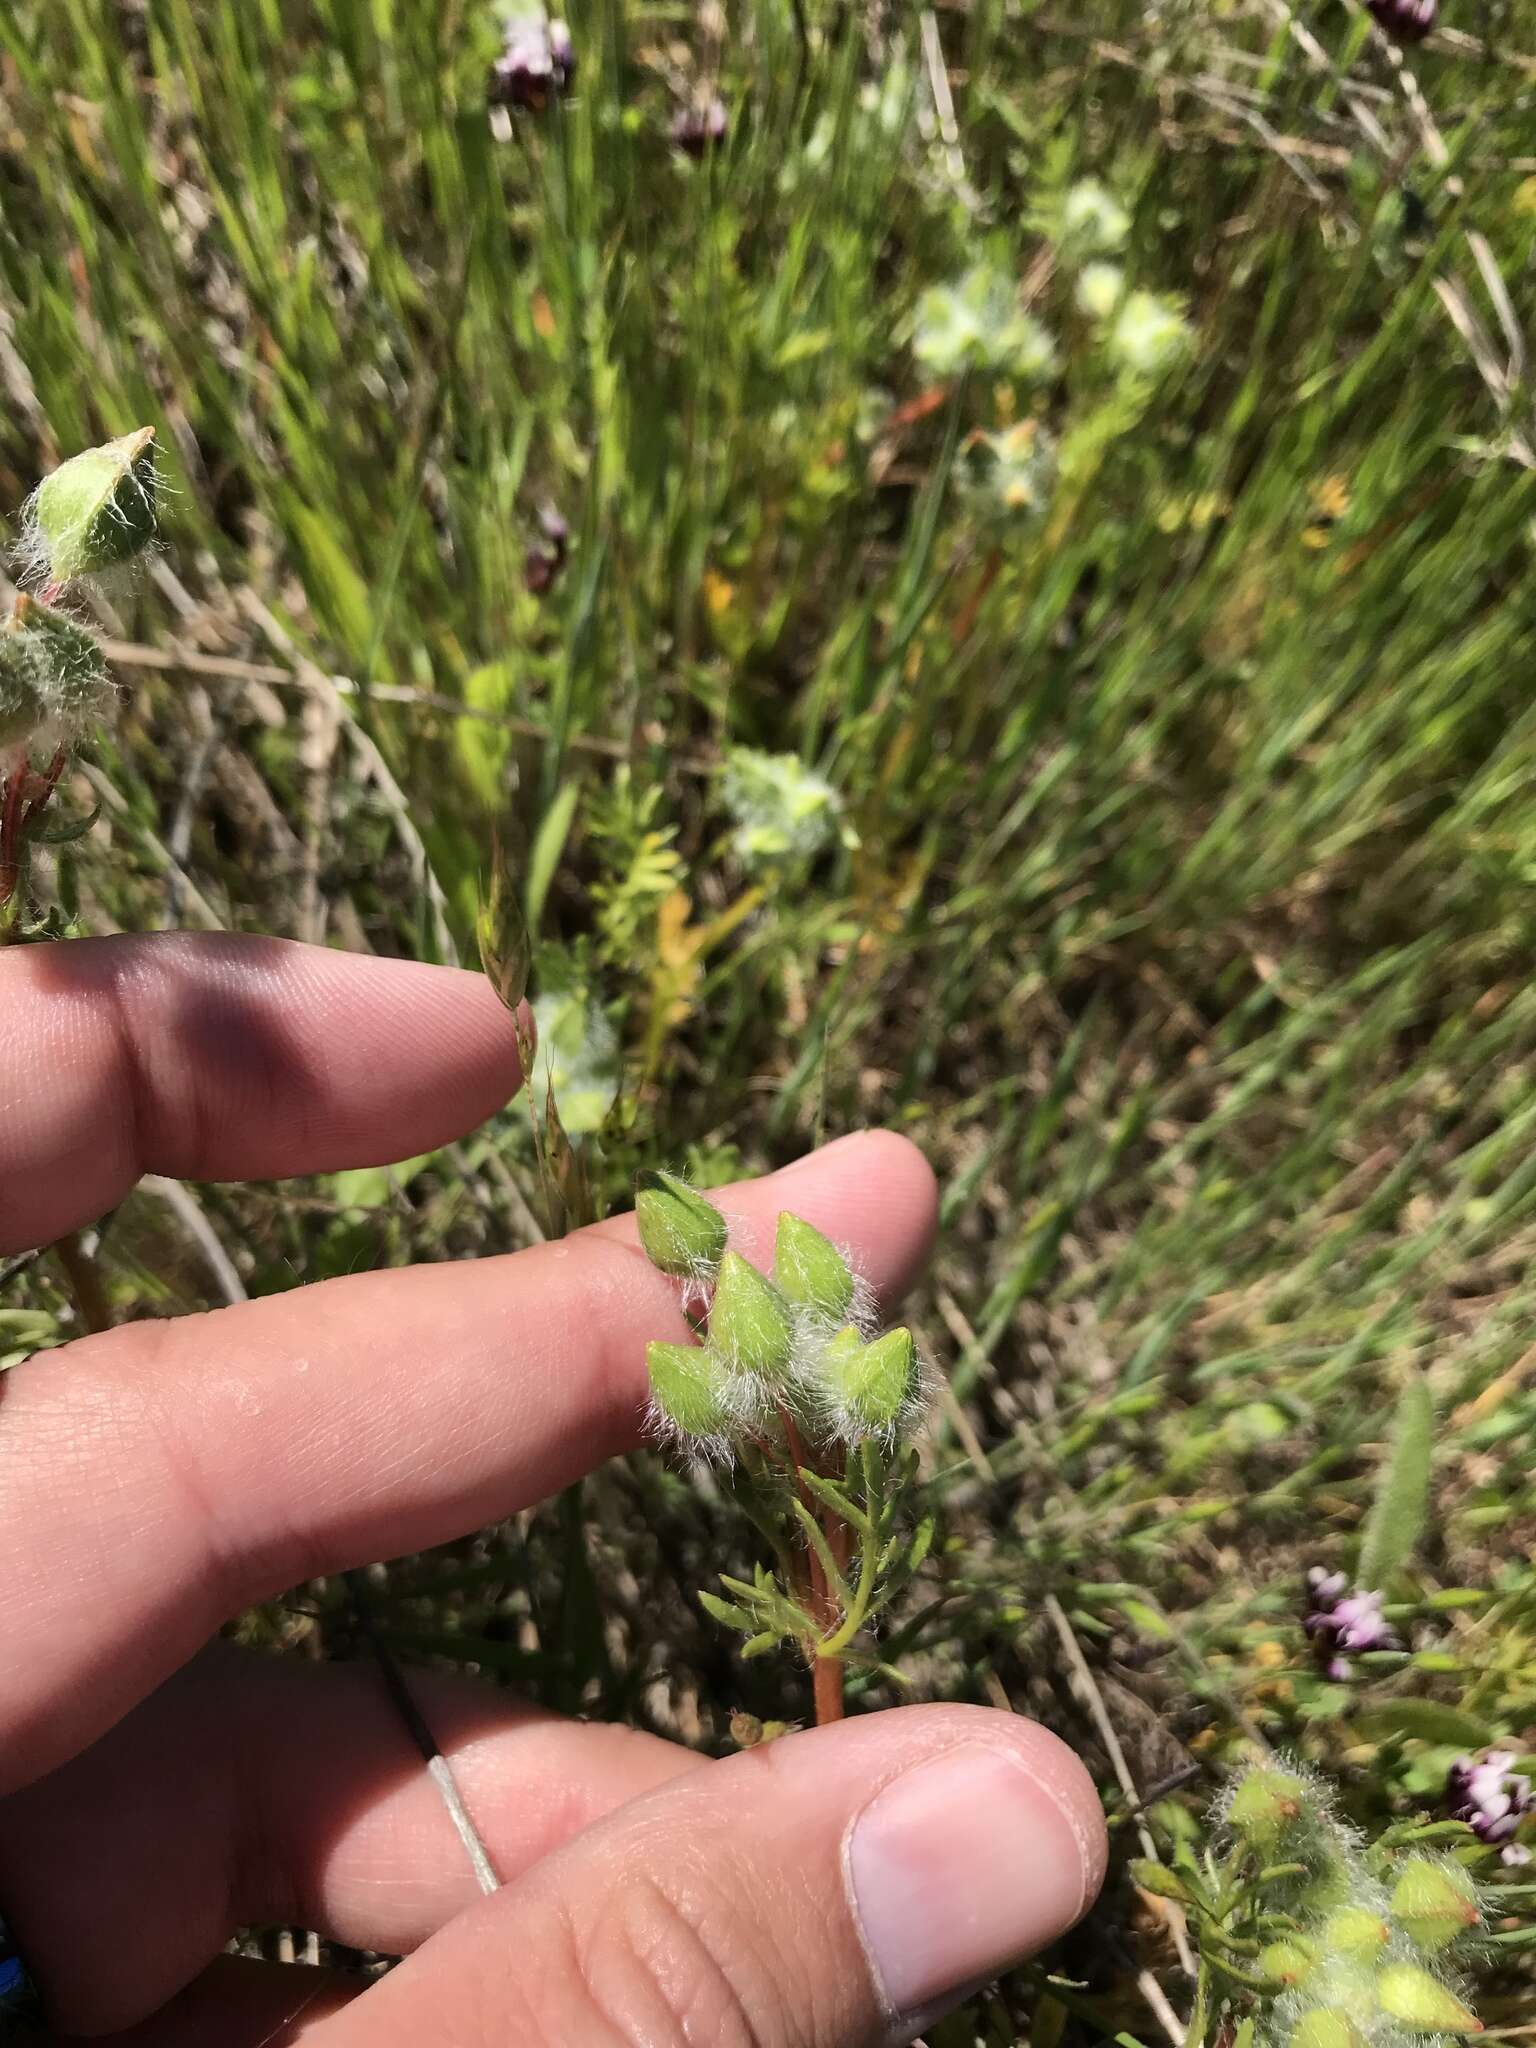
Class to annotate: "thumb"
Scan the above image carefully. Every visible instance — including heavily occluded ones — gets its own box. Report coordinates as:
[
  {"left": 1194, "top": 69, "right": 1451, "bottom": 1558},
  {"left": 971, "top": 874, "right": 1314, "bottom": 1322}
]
[{"left": 309, "top": 1703, "right": 1106, "bottom": 2047}]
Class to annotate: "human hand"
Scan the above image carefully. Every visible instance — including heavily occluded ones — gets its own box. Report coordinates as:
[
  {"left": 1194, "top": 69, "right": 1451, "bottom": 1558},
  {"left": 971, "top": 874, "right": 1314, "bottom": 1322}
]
[{"left": 0, "top": 933, "right": 1105, "bottom": 2045}]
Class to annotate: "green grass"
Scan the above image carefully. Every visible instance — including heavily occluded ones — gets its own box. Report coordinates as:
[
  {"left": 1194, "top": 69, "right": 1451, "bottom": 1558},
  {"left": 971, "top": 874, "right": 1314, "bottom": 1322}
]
[{"left": 6, "top": 0, "right": 1536, "bottom": 2033}]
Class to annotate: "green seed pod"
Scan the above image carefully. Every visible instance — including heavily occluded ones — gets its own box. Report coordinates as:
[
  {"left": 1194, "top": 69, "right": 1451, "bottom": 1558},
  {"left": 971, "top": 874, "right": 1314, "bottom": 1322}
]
[
  {"left": 708, "top": 1251, "right": 793, "bottom": 1379},
  {"left": 1390, "top": 1858, "right": 1481, "bottom": 1954},
  {"left": 1321, "top": 1906, "right": 1390, "bottom": 1962},
  {"left": 646, "top": 1340, "right": 732, "bottom": 1438},
  {"left": 1290, "top": 2010, "right": 1362, "bottom": 2048},
  {"left": 31, "top": 427, "right": 157, "bottom": 583},
  {"left": 1376, "top": 1963, "right": 1483, "bottom": 2035},
  {"left": 1259, "top": 1940, "right": 1316, "bottom": 1988},
  {"left": 635, "top": 1170, "right": 728, "bottom": 1278},
  {"left": 1228, "top": 1767, "right": 1309, "bottom": 1849},
  {"left": 831, "top": 1326, "right": 918, "bottom": 1432},
  {"left": 774, "top": 1211, "right": 856, "bottom": 1321},
  {"left": 0, "top": 632, "right": 47, "bottom": 749}
]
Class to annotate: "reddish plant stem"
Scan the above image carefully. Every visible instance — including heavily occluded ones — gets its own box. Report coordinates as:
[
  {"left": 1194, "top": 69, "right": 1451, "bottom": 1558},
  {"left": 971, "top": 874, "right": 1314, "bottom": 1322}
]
[{"left": 777, "top": 1401, "right": 850, "bottom": 1726}]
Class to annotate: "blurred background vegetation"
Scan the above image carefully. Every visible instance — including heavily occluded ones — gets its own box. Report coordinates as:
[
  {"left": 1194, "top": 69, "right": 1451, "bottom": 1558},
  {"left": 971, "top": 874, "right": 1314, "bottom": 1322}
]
[{"left": 5, "top": 0, "right": 1536, "bottom": 2036}]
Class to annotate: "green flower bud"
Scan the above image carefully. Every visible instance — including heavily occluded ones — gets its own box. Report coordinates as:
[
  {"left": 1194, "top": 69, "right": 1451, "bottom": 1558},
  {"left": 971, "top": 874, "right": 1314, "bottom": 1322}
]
[
  {"left": 1291, "top": 2011, "right": 1362, "bottom": 2048},
  {"left": 646, "top": 1340, "right": 732, "bottom": 1438},
  {"left": 1259, "top": 1940, "right": 1316, "bottom": 1988},
  {"left": 708, "top": 1251, "right": 793, "bottom": 1379},
  {"left": 25, "top": 602, "right": 111, "bottom": 732},
  {"left": 830, "top": 1325, "right": 917, "bottom": 1432},
  {"left": 1129, "top": 1859, "right": 1190, "bottom": 1903},
  {"left": 1376, "top": 1963, "right": 1483, "bottom": 2035},
  {"left": 1228, "top": 1767, "right": 1309, "bottom": 1848},
  {"left": 1390, "top": 1858, "right": 1481, "bottom": 1953},
  {"left": 31, "top": 427, "right": 157, "bottom": 583},
  {"left": 774, "top": 1212, "right": 856, "bottom": 1321},
  {"left": 1321, "top": 1906, "right": 1390, "bottom": 1962},
  {"left": 0, "top": 632, "right": 47, "bottom": 749},
  {"left": 635, "top": 1169, "right": 728, "bottom": 1277}
]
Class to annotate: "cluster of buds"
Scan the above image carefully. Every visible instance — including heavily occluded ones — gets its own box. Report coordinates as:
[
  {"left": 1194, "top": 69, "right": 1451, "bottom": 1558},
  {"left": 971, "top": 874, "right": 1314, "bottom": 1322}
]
[
  {"left": 1367, "top": 0, "right": 1436, "bottom": 42},
  {"left": 3, "top": 430, "right": 158, "bottom": 922},
  {"left": 1303, "top": 1567, "right": 1401, "bottom": 1679},
  {"left": 487, "top": 14, "right": 574, "bottom": 111},
  {"left": 1447, "top": 1750, "right": 1533, "bottom": 1865},
  {"left": 638, "top": 1172, "right": 933, "bottom": 1722},
  {"left": 1187, "top": 1763, "right": 1492, "bottom": 2048}
]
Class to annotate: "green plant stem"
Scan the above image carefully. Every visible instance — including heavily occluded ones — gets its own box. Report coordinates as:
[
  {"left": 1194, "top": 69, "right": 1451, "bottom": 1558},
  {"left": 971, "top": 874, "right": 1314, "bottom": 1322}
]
[{"left": 53, "top": 1229, "right": 114, "bottom": 1335}]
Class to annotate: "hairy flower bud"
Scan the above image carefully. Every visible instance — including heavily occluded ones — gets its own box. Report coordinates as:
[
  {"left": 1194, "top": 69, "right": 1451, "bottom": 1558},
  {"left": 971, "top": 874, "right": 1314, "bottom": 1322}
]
[
  {"left": 774, "top": 1212, "right": 856, "bottom": 1321},
  {"left": 818, "top": 1324, "right": 917, "bottom": 1432},
  {"left": 1390, "top": 1859, "right": 1481, "bottom": 1953},
  {"left": 709, "top": 1251, "right": 792, "bottom": 1379},
  {"left": 1321, "top": 1906, "right": 1390, "bottom": 1962},
  {"left": 30, "top": 428, "right": 157, "bottom": 584},
  {"left": 0, "top": 634, "right": 47, "bottom": 749},
  {"left": 1260, "top": 1940, "right": 1316, "bottom": 1988},
  {"left": 1376, "top": 1963, "right": 1483, "bottom": 2034},
  {"left": 635, "top": 1169, "right": 728, "bottom": 1278},
  {"left": 1228, "top": 1766, "right": 1308, "bottom": 1848},
  {"left": 646, "top": 1340, "right": 732, "bottom": 1439}
]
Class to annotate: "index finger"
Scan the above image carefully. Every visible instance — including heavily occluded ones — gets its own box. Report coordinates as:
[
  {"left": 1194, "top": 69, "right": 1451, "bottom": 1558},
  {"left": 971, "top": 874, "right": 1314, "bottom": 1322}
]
[{"left": 0, "top": 933, "right": 526, "bottom": 1252}]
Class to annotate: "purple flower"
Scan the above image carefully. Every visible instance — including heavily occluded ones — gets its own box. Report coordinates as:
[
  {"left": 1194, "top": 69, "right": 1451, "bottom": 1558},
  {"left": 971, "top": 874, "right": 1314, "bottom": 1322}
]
[
  {"left": 671, "top": 96, "right": 729, "bottom": 159},
  {"left": 523, "top": 505, "right": 569, "bottom": 595},
  {"left": 1447, "top": 1751, "right": 1534, "bottom": 1866},
  {"left": 487, "top": 15, "right": 575, "bottom": 110},
  {"left": 1302, "top": 1566, "right": 1400, "bottom": 1680},
  {"left": 1366, "top": 0, "right": 1436, "bottom": 42}
]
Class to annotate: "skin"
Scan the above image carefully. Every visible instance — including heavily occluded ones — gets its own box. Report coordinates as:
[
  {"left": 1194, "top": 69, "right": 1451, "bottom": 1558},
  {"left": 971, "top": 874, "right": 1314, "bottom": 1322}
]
[{"left": 0, "top": 934, "right": 1105, "bottom": 2045}]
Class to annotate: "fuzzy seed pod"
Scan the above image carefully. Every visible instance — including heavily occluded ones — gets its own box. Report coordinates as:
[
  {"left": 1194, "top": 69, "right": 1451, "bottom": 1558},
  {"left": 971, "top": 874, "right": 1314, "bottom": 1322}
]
[
  {"left": 1376, "top": 1963, "right": 1483, "bottom": 2034},
  {"left": 635, "top": 1170, "right": 728, "bottom": 1278},
  {"left": 29, "top": 428, "right": 157, "bottom": 584},
  {"left": 1390, "top": 1858, "right": 1481, "bottom": 1953},
  {"left": 709, "top": 1251, "right": 793, "bottom": 1379},
  {"left": 27, "top": 603, "right": 112, "bottom": 732},
  {"left": 646, "top": 1340, "right": 732, "bottom": 1439},
  {"left": 774, "top": 1212, "right": 856, "bottom": 1322}
]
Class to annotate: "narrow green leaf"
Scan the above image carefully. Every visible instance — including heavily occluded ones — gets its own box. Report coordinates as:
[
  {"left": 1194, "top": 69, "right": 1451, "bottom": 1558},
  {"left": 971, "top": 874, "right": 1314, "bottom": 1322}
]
[{"left": 1357, "top": 1377, "right": 1434, "bottom": 1591}]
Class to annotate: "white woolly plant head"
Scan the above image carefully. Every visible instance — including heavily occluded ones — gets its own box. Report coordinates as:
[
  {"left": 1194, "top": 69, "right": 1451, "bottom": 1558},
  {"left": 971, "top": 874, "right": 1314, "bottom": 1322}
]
[{"left": 1222, "top": 1759, "right": 1490, "bottom": 2048}]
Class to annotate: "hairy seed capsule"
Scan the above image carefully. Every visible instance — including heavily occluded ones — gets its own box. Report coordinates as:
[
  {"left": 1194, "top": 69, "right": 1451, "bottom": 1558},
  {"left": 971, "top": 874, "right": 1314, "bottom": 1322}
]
[
  {"left": 31, "top": 428, "right": 157, "bottom": 584},
  {"left": 774, "top": 1212, "right": 856, "bottom": 1321},
  {"left": 635, "top": 1169, "right": 728, "bottom": 1277},
  {"left": 1391, "top": 1857, "right": 1481, "bottom": 1953},
  {"left": 708, "top": 1251, "right": 793, "bottom": 1378},
  {"left": 1376, "top": 1963, "right": 1483, "bottom": 2034},
  {"left": 646, "top": 1340, "right": 732, "bottom": 1438}
]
